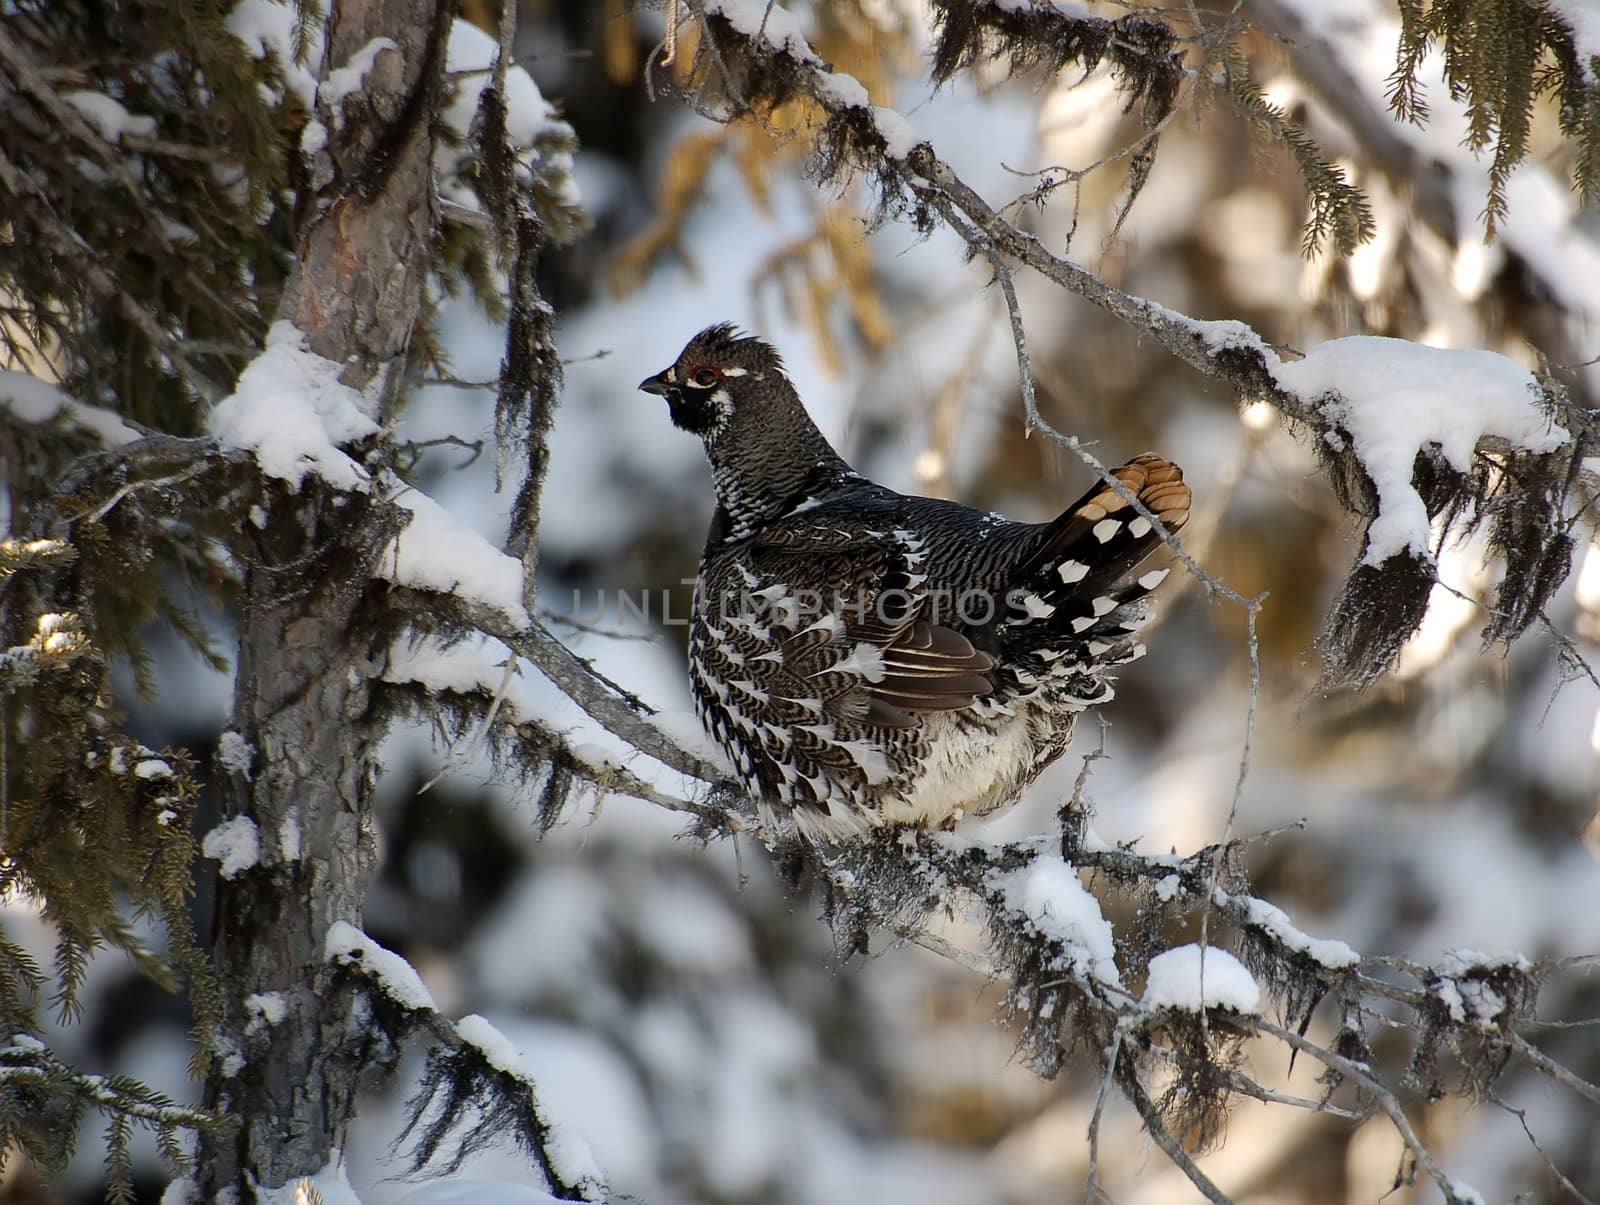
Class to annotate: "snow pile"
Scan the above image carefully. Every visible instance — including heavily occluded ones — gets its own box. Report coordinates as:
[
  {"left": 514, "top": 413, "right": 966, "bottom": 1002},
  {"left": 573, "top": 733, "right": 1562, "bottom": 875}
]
[
  {"left": 325, "top": 921, "right": 437, "bottom": 1012},
  {"left": 1142, "top": 945, "right": 1260, "bottom": 1014},
  {"left": 456, "top": 1016, "right": 608, "bottom": 1196},
  {"left": 216, "top": 730, "right": 255, "bottom": 779},
  {"left": 0, "top": 370, "right": 137, "bottom": 445},
  {"left": 201, "top": 817, "right": 261, "bottom": 880},
  {"left": 62, "top": 91, "right": 157, "bottom": 142},
  {"left": 322, "top": 37, "right": 398, "bottom": 122},
  {"left": 707, "top": 0, "right": 821, "bottom": 63},
  {"left": 210, "top": 322, "right": 379, "bottom": 491},
  {"left": 377, "top": 491, "right": 531, "bottom": 627},
  {"left": 1433, "top": 950, "right": 1529, "bottom": 1027},
  {"left": 455, "top": 1013, "right": 527, "bottom": 1076},
  {"left": 226, "top": 0, "right": 324, "bottom": 107},
  {"left": 991, "top": 854, "right": 1122, "bottom": 986},
  {"left": 244, "top": 991, "right": 288, "bottom": 1037},
  {"left": 439, "top": 20, "right": 581, "bottom": 215},
  {"left": 1270, "top": 336, "right": 1569, "bottom": 564},
  {"left": 1236, "top": 894, "right": 1360, "bottom": 969}
]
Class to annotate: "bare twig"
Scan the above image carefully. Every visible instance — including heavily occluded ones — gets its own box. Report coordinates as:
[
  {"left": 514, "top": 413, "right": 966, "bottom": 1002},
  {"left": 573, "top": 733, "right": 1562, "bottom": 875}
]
[
  {"left": 1252, "top": 1016, "right": 1473, "bottom": 1204},
  {"left": 1492, "top": 1093, "right": 1599, "bottom": 1205},
  {"left": 1199, "top": 598, "right": 1264, "bottom": 1040},
  {"left": 1119, "top": 1065, "right": 1232, "bottom": 1204},
  {"left": 1509, "top": 1033, "right": 1600, "bottom": 1107},
  {"left": 1085, "top": 1031, "right": 1123, "bottom": 1204},
  {"left": 1214, "top": 1068, "right": 1363, "bottom": 1121}
]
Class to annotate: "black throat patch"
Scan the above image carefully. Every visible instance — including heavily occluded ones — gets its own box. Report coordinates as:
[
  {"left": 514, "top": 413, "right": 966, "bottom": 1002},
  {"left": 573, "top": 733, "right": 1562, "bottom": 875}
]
[{"left": 666, "top": 388, "right": 719, "bottom": 435}]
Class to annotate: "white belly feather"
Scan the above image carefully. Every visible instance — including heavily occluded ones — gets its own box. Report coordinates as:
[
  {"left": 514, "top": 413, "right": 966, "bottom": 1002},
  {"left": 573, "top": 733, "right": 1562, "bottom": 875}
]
[
  {"left": 878, "top": 710, "right": 1038, "bottom": 828},
  {"left": 773, "top": 705, "right": 1057, "bottom": 842}
]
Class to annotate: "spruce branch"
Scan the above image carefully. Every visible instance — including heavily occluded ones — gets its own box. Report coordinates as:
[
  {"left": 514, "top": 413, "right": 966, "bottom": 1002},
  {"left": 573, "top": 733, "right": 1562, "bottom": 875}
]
[{"left": 325, "top": 926, "right": 605, "bottom": 1201}]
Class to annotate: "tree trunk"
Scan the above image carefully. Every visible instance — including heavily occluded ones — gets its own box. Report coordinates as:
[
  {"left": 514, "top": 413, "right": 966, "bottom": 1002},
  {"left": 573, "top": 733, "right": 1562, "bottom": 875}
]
[{"left": 199, "top": 0, "right": 446, "bottom": 1194}]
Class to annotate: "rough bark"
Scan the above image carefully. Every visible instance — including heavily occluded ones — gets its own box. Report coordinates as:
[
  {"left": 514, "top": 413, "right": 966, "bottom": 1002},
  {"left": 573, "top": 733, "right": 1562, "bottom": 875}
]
[{"left": 197, "top": 0, "right": 447, "bottom": 1195}]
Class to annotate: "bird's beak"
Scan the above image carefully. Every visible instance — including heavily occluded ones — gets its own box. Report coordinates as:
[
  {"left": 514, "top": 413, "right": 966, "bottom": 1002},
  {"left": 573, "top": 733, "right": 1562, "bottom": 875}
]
[{"left": 638, "top": 370, "right": 672, "bottom": 396}]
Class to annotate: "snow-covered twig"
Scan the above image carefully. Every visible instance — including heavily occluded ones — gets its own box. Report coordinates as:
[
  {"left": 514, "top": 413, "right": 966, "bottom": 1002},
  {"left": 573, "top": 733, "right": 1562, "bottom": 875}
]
[
  {"left": 381, "top": 650, "right": 745, "bottom": 832},
  {"left": 510, "top": 619, "right": 729, "bottom": 786},
  {"left": 324, "top": 924, "right": 605, "bottom": 1202},
  {"left": 0, "top": 1037, "right": 221, "bottom": 1132}
]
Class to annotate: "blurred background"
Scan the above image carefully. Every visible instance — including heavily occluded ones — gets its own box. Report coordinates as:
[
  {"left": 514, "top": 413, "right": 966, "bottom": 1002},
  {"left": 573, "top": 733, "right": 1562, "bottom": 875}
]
[{"left": 6, "top": 0, "right": 1599, "bottom": 1201}]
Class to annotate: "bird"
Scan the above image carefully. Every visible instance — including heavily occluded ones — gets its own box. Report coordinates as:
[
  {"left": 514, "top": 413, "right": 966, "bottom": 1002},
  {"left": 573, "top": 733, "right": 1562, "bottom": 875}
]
[{"left": 639, "top": 323, "right": 1190, "bottom": 842}]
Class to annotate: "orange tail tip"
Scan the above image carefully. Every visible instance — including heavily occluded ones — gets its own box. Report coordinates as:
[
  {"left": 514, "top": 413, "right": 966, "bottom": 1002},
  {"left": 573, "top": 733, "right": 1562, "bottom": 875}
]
[{"left": 1072, "top": 453, "right": 1190, "bottom": 535}]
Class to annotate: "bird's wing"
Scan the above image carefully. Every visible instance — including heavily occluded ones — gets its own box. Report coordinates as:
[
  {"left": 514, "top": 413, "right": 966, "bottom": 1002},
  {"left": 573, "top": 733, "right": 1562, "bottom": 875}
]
[{"left": 708, "top": 517, "right": 994, "bottom": 730}]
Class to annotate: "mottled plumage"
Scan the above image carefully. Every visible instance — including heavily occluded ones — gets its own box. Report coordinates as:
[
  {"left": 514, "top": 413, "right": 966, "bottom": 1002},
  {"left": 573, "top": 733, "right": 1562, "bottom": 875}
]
[{"left": 640, "top": 324, "right": 1191, "bottom": 841}]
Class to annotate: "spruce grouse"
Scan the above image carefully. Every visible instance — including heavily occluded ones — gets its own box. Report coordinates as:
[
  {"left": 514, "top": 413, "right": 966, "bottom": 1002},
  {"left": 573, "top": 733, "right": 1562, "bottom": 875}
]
[{"left": 641, "top": 324, "right": 1190, "bottom": 841}]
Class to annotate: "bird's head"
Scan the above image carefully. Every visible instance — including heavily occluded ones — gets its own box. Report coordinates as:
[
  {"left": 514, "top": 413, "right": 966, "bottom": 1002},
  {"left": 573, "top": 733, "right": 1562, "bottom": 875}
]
[{"left": 638, "top": 323, "right": 790, "bottom": 444}]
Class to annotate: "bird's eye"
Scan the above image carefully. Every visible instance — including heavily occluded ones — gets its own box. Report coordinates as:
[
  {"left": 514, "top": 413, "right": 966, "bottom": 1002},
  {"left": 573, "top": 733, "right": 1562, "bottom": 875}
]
[{"left": 689, "top": 366, "right": 721, "bottom": 388}]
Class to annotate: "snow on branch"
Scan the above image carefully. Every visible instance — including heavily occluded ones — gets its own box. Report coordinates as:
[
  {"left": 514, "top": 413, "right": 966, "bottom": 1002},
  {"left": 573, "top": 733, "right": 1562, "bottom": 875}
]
[
  {"left": 379, "top": 627, "right": 740, "bottom": 833},
  {"left": 823, "top": 826, "right": 1595, "bottom": 1205},
  {"left": 0, "top": 370, "right": 139, "bottom": 447},
  {"left": 207, "top": 322, "right": 535, "bottom": 627},
  {"left": 378, "top": 487, "right": 533, "bottom": 629},
  {"left": 1262, "top": 335, "right": 1578, "bottom": 685},
  {"left": 439, "top": 18, "right": 583, "bottom": 237},
  {"left": 209, "top": 322, "right": 381, "bottom": 493},
  {"left": 1270, "top": 337, "right": 1569, "bottom": 567},
  {"left": 323, "top": 923, "right": 606, "bottom": 1202},
  {"left": 0, "top": 1034, "right": 223, "bottom": 1196},
  {"left": 1143, "top": 945, "right": 1260, "bottom": 1014}
]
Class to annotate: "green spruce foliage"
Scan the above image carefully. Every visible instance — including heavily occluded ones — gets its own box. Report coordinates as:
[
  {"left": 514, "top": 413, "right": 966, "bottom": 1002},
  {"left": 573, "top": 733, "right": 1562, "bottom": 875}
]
[{"left": 1392, "top": 0, "right": 1600, "bottom": 234}]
